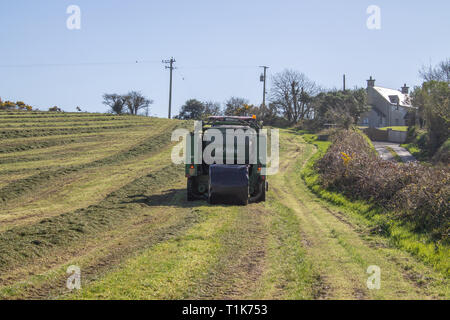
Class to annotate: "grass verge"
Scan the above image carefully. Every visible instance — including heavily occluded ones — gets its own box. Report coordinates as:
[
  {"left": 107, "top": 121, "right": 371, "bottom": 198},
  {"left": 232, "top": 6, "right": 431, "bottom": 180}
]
[
  {"left": 378, "top": 126, "right": 408, "bottom": 132},
  {"left": 401, "top": 143, "right": 429, "bottom": 162},
  {"left": 385, "top": 146, "right": 403, "bottom": 162}
]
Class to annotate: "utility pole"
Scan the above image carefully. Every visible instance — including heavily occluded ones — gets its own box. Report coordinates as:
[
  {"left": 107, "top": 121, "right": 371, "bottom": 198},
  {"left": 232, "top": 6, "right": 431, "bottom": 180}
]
[
  {"left": 259, "top": 66, "right": 269, "bottom": 108},
  {"left": 163, "top": 57, "right": 176, "bottom": 119},
  {"left": 343, "top": 74, "right": 346, "bottom": 91}
]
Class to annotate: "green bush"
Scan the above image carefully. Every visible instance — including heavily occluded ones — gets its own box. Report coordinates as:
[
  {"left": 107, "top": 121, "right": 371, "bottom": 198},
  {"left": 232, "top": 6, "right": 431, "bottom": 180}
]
[
  {"left": 402, "top": 126, "right": 430, "bottom": 161},
  {"left": 434, "top": 139, "right": 450, "bottom": 163},
  {"left": 412, "top": 81, "right": 450, "bottom": 154}
]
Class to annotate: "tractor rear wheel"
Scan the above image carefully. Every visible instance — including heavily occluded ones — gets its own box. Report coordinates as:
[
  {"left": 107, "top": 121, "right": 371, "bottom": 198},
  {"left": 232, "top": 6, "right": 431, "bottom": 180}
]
[{"left": 259, "top": 181, "right": 266, "bottom": 202}]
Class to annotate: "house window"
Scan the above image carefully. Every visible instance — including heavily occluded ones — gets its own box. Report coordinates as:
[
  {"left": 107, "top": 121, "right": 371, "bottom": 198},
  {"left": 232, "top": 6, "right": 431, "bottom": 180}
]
[
  {"left": 389, "top": 95, "right": 399, "bottom": 104},
  {"left": 363, "top": 118, "right": 369, "bottom": 125}
]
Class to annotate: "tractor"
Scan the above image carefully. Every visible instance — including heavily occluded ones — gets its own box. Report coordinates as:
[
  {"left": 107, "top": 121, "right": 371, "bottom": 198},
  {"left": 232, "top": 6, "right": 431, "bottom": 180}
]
[{"left": 185, "top": 116, "right": 268, "bottom": 205}]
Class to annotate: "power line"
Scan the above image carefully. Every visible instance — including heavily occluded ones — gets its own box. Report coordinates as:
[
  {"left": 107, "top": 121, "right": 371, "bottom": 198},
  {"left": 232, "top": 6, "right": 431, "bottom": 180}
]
[
  {"left": 162, "top": 57, "right": 176, "bottom": 119},
  {"left": 0, "top": 61, "right": 261, "bottom": 70},
  {"left": 178, "top": 65, "right": 258, "bottom": 70},
  {"left": 0, "top": 60, "right": 161, "bottom": 68}
]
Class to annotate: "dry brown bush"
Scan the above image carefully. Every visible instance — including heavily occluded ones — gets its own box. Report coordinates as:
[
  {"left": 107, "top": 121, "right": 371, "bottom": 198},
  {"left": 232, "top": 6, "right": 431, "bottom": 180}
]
[{"left": 315, "top": 130, "right": 449, "bottom": 241}]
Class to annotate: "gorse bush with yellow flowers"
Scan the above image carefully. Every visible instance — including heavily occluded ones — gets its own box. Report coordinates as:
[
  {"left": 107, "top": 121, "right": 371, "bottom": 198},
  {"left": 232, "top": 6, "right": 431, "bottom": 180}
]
[
  {"left": 315, "top": 130, "right": 449, "bottom": 242},
  {"left": 0, "top": 99, "right": 33, "bottom": 111}
]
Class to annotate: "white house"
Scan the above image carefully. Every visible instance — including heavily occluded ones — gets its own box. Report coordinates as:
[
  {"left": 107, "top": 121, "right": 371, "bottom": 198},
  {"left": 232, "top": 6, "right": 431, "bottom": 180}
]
[{"left": 359, "top": 77, "right": 416, "bottom": 128}]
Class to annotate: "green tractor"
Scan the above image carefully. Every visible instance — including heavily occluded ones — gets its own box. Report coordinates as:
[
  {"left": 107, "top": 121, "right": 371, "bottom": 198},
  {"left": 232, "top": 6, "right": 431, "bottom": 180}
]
[{"left": 185, "top": 116, "right": 268, "bottom": 205}]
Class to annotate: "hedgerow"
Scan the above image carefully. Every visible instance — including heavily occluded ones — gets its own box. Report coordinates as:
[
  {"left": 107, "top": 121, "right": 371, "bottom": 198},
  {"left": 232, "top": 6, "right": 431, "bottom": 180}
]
[{"left": 315, "top": 130, "right": 449, "bottom": 242}]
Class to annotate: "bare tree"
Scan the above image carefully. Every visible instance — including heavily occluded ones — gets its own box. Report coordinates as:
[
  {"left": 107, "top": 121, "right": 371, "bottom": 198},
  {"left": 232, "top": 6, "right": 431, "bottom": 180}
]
[
  {"left": 419, "top": 59, "right": 450, "bottom": 82},
  {"left": 124, "top": 91, "right": 153, "bottom": 115},
  {"left": 203, "top": 101, "right": 222, "bottom": 117},
  {"left": 270, "top": 70, "right": 319, "bottom": 123},
  {"left": 103, "top": 93, "right": 126, "bottom": 115}
]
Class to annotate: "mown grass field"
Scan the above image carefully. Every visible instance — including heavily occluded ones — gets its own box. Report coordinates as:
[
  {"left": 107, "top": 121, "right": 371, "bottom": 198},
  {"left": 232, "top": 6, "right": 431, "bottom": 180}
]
[{"left": 0, "top": 111, "right": 448, "bottom": 300}]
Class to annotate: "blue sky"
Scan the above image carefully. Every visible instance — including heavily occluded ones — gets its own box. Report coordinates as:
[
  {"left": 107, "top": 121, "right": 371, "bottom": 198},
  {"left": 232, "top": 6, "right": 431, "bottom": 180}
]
[{"left": 0, "top": 0, "right": 449, "bottom": 117}]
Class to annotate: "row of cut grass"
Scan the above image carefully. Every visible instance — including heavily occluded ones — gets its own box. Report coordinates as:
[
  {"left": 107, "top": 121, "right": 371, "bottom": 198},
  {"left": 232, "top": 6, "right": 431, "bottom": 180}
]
[
  {"left": 0, "top": 139, "right": 178, "bottom": 230},
  {"left": 70, "top": 204, "right": 238, "bottom": 300},
  {"left": 0, "top": 139, "right": 121, "bottom": 159},
  {"left": 0, "top": 181, "right": 201, "bottom": 299},
  {"left": 0, "top": 140, "right": 133, "bottom": 166},
  {"left": 0, "top": 130, "right": 158, "bottom": 165},
  {"left": 0, "top": 160, "right": 185, "bottom": 274},
  {"left": 0, "top": 116, "right": 144, "bottom": 123},
  {"left": 0, "top": 124, "right": 151, "bottom": 137},
  {"left": 0, "top": 128, "right": 152, "bottom": 154},
  {"left": 0, "top": 120, "right": 154, "bottom": 128},
  {"left": 0, "top": 111, "right": 121, "bottom": 118},
  {"left": 0, "top": 121, "right": 181, "bottom": 205}
]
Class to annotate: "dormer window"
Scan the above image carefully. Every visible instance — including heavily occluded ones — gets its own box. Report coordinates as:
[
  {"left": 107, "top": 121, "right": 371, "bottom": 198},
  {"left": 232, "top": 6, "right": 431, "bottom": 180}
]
[{"left": 389, "top": 95, "right": 399, "bottom": 104}]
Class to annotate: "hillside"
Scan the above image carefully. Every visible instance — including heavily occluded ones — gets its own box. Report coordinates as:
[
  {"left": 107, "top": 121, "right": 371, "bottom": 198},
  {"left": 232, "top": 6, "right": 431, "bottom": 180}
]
[{"left": 0, "top": 111, "right": 448, "bottom": 299}]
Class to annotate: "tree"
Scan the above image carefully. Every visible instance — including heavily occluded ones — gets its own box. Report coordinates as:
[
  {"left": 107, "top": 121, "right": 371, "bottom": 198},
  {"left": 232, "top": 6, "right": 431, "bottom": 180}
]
[
  {"left": 259, "top": 102, "right": 278, "bottom": 122},
  {"left": 419, "top": 59, "right": 450, "bottom": 82},
  {"left": 313, "top": 89, "right": 368, "bottom": 129},
  {"left": 411, "top": 81, "right": 450, "bottom": 153},
  {"left": 176, "top": 99, "right": 205, "bottom": 120},
  {"left": 49, "top": 106, "right": 62, "bottom": 112},
  {"left": 270, "top": 70, "right": 319, "bottom": 123},
  {"left": 175, "top": 100, "right": 222, "bottom": 120},
  {"left": 224, "top": 97, "right": 249, "bottom": 116},
  {"left": 345, "top": 88, "right": 368, "bottom": 123},
  {"left": 124, "top": 91, "right": 153, "bottom": 115},
  {"left": 203, "top": 101, "right": 222, "bottom": 117},
  {"left": 103, "top": 93, "right": 126, "bottom": 115}
]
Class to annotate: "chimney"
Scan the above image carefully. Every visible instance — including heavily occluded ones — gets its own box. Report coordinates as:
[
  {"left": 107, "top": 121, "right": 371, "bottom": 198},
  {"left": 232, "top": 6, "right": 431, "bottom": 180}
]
[
  {"left": 401, "top": 83, "right": 409, "bottom": 94},
  {"left": 367, "top": 76, "right": 376, "bottom": 88}
]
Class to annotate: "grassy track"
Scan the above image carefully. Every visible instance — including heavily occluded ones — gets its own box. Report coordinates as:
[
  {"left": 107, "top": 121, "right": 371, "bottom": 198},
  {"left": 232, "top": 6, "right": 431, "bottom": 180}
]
[{"left": 0, "top": 111, "right": 447, "bottom": 300}]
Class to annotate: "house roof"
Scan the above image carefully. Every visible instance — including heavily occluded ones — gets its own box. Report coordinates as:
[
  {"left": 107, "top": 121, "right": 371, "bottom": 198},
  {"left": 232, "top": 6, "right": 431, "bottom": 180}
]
[{"left": 373, "top": 86, "right": 413, "bottom": 108}]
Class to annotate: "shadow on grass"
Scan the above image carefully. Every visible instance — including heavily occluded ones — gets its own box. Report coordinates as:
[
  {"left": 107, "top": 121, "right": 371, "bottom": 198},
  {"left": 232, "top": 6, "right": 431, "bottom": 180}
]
[
  {"left": 122, "top": 188, "right": 248, "bottom": 209},
  {"left": 121, "top": 188, "right": 206, "bottom": 208}
]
